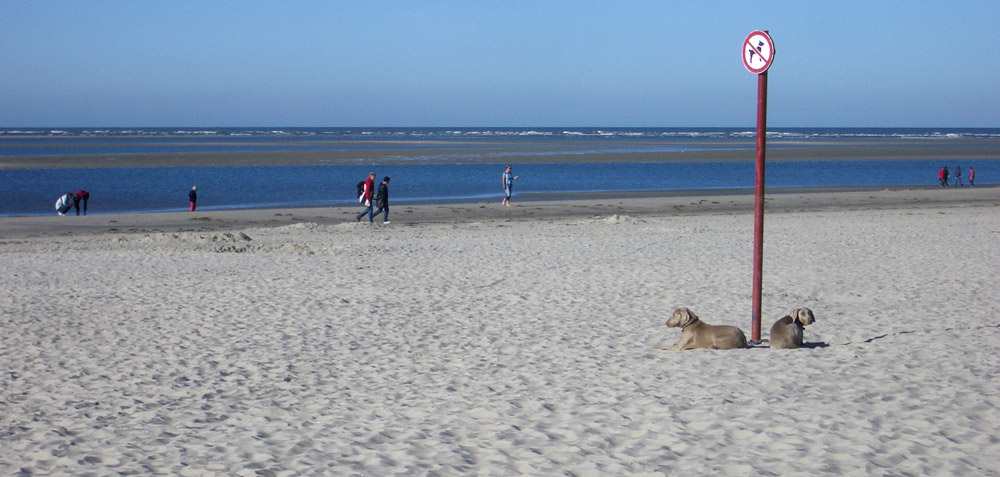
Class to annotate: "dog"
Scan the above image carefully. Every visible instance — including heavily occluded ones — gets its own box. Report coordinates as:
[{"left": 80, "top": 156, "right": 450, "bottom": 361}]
[
  {"left": 768, "top": 308, "right": 816, "bottom": 349},
  {"left": 656, "top": 307, "right": 748, "bottom": 350}
]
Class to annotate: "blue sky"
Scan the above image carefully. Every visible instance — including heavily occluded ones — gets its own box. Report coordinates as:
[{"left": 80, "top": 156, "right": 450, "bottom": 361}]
[{"left": 2, "top": 1, "right": 997, "bottom": 127}]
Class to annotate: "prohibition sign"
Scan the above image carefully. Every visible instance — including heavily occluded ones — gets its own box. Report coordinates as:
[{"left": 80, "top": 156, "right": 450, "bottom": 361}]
[{"left": 743, "top": 30, "right": 774, "bottom": 74}]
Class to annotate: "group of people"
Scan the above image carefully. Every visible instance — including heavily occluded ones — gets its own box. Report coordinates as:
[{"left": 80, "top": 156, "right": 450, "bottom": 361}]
[
  {"left": 54, "top": 190, "right": 90, "bottom": 216},
  {"left": 56, "top": 187, "right": 199, "bottom": 215},
  {"left": 57, "top": 166, "right": 523, "bottom": 219},
  {"left": 356, "top": 173, "right": 391, "bottom": 223},
  {"left": 939, "top": 166, "right": 975, "bottom": 187},
  {"left": 354, "top": 165, "right": 520, "bottom": 224}
]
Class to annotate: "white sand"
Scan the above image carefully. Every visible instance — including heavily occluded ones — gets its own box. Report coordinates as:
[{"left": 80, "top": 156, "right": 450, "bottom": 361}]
[{"left": 2, "top": 199, "right": 999, "bottom": 475}]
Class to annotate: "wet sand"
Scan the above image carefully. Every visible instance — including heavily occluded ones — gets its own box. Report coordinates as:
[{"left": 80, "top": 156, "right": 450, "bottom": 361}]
[
  {"left": 1, "top": 185, "right": 996, "bottom": 238},
  {"left": 3, "top": 139, "right": 1000, "bottom": 169}
]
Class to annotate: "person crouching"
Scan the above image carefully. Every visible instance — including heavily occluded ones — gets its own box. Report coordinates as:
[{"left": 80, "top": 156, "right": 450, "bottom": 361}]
[{"left": 55, "top": 192, "right": 74, "bottom": 215}]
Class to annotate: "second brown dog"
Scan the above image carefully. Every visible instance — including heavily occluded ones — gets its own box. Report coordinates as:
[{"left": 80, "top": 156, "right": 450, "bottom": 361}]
[{"left": 768, "top": 308, "right": 816, "bottom": 349}]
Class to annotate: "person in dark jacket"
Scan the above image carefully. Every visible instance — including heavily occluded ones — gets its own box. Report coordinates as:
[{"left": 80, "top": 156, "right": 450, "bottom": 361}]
[
  {"left": 189, "top": 186, "right": 198, "bottom": 212},
  {"left": 372, "top": 176, "right": 390, "bottom": 224}
]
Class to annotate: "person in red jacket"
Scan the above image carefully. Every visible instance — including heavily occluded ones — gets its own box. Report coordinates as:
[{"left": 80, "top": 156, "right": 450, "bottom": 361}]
[
  {"left": 356, "top": 172, "right": 376, "bottom": 222},
  {"left": 969, "top": 167, "right": 976, "bottom": 187},
  {"left": 73, "top": 190, "right": 90, "bottom": 215}
]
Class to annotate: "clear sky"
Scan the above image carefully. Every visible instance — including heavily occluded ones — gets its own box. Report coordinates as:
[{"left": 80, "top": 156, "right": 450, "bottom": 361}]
[{"left": 2, "top": 1, "right": 998, "bottom": 128}]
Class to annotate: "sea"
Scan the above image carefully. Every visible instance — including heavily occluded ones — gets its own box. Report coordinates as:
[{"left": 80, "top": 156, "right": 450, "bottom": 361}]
[{"left": 2, "top": 127, "right": 997, "bottom": 217}]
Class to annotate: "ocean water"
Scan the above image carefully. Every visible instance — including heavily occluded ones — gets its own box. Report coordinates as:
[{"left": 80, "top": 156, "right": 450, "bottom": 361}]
[{"left": 2, "top": 127, "right": 997, "bottom": 217}]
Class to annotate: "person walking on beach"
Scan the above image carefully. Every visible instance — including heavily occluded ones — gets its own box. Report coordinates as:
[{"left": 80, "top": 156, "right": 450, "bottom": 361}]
[
  {"left": 939, "top": 166, "right": 949, "bottom": 187},
  {"left": 356, "top": 172, "right": 376, "bottom": 222},
  {"left": 55, "top": 192, "right": 74, "bottom": 215},
  {"left": 954, "top": 166, "right": 963, "bottom": 187},
  {"left": 969, "top": 167, "right": 976, "bottom": 187},
  {"left": 502, "top": 164, "right": 518, "bottom": 206},
  {"left": 372, "top": 176, "right": 391, "bottom": 224},
  {"left": 188, "top": 186, "right": 198, "bottom": 211},
  {"left": 73, "top": 190, "right": 90, "bottom": 215}
]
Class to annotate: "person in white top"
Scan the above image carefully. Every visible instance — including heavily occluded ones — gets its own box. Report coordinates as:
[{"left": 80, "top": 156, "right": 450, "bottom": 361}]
[{"left": 54, "top": 192, "right": 74, "bottom": 215}]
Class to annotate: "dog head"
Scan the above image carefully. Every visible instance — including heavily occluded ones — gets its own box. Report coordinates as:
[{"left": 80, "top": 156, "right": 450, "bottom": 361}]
[
  {"left": 790, "top": 308, "right": 815, "bottom": 326},
  {"left": 667, "top": 307, "right": 699, "bottom": 328}
]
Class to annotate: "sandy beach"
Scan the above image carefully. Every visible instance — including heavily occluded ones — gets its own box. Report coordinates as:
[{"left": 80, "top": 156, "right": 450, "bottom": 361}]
[{"left": 2, "top": 185, "right": 999, "bottom": 475}]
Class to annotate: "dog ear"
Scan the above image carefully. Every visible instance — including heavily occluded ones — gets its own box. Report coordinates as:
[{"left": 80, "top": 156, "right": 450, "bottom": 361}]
[
  {"left": 790, "top": 308, "right": 804, "bottom": 325},
  {"left": 682, "top": 308, "right": 697, "bottom": 327}
]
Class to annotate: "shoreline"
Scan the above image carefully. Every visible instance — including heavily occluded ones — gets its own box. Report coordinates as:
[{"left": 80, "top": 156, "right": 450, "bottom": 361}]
[{"left": 2, "top": 185, "right": 996, "bottom": 238}]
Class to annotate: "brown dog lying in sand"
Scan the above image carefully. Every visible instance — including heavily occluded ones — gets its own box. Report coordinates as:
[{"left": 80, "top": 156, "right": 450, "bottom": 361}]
[
  {"left": 768, "top": 308, "right": 816, "bottom": 349},
  {"left": 655, "top": 307, "right": 748, "bottom": 350}
]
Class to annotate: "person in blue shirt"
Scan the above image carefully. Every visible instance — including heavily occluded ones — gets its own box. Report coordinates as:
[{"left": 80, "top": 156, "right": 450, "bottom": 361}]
[{"left": 502, "top": 164, "right": 518, "bottom": 207}]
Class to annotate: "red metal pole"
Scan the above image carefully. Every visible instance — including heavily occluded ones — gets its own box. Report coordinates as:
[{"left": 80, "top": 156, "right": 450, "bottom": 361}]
[{"left": 751, "top": 71, "right": 768, "bottom": 343}]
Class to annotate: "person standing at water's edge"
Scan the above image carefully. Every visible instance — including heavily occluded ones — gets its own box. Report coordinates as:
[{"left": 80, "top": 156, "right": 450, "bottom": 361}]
[
  {"left": 954, "top": 166, "right": 963, "bottom": 187},
  {"left": 356, "top": 172, "right": 376, "bottom": 222},
  {"left": 372, "top": 176, "right": 390, "bottom": 224},
  {"left": 189, "top": 186, "right": 198, "bottom": 211},
  {"left": 502, "top": 164, "right": 518, "bottom": 207},
  {"left": 969, "top": 167, "right": 975, "bottom": 187}
]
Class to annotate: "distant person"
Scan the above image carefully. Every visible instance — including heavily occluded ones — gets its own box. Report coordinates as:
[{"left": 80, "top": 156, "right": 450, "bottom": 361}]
[
  {"left": 501, "top": 164, "right": 519, "bottom": 207},
  {"left": 54, "top": 192, "right": 74, "bottom": 215},
  {"left": 73, "top": 190, "right": 90, "bottom": 215},
  {"left": 189, "top": 186, "right": 198, "bottom": 211},
  {"left": 954, "top": 166, "right": 963, "bottom": 187},
  {"left": 356, "top": 172, "right": 376, "bottom": 222},
  {"left": 968, "top": 167, "right": 976, "bottom": 187},
  {"left": 372, "top": 176, "right": 391, "bottom": 224},
  {"left": 940, "top": 166, "right": 949, "bottom": 187}
]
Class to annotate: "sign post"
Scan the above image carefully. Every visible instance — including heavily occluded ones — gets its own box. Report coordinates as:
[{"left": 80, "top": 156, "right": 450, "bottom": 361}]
[{"left": 743, "top": 30, "right": 774, "bottom": 343}]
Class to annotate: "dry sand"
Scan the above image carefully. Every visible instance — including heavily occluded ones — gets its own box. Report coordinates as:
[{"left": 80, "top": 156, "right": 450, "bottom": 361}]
[{"left": 2, "top": 188, "right": 999, "bottom": 475}]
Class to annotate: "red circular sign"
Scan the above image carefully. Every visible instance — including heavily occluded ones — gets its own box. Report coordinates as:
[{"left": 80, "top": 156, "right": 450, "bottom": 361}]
[{"left": 743, "top": 31, "right": 775, "bottom": 74}]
